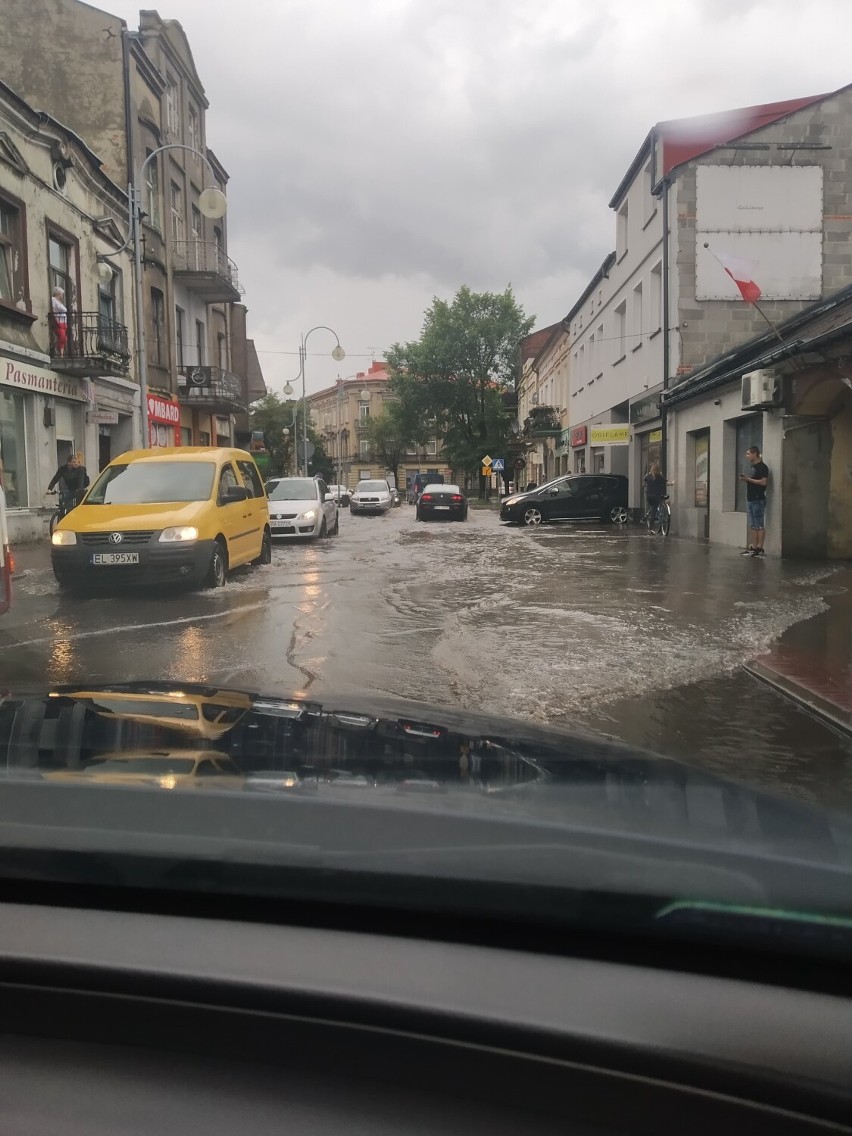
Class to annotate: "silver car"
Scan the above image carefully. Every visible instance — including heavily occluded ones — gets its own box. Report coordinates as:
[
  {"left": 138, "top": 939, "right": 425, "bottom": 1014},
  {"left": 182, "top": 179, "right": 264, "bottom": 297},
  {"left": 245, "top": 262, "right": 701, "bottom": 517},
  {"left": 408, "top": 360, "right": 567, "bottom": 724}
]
[
  {"left": 266, "top": 477, "right": 339, "bottom": 539},
  {"left": 349, "top": 479, "right": 393, "bottom": 515}
]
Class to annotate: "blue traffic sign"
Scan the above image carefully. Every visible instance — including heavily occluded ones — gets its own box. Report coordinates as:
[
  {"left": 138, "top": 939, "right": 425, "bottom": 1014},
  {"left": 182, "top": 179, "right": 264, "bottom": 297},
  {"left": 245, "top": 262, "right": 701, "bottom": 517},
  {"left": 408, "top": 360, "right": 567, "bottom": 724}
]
[{"left": 491, "top": 458, "right": 505, "bottom": 472}]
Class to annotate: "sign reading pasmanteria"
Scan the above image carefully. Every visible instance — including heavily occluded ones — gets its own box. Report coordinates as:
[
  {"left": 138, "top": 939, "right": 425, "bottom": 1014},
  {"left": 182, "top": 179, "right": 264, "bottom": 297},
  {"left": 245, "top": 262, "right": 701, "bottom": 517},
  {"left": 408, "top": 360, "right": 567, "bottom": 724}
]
[{"left": 1, "top": 358, "right": 86, "bottom": 401}]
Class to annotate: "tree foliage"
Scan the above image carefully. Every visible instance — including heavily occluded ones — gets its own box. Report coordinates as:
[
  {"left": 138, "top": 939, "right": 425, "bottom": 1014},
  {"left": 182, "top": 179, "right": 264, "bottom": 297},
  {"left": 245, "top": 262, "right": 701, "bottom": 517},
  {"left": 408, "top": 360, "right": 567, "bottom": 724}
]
[
  {"left": 386, "top": 285, "right": 534, "bottom": 479},
  {"left": 249, "top": 393, "right": 331, "bottom": 478}
]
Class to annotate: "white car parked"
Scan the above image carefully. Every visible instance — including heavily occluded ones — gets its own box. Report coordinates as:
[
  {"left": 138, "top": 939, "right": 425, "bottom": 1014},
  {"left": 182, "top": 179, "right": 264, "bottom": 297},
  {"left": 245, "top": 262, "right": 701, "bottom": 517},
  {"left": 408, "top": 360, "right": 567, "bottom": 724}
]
[
  {"left": 266, "top": 477, "right": 339, "bottom": 539},
  {"left": 349, "top": 479, "right": 393, "bottom": 515}
]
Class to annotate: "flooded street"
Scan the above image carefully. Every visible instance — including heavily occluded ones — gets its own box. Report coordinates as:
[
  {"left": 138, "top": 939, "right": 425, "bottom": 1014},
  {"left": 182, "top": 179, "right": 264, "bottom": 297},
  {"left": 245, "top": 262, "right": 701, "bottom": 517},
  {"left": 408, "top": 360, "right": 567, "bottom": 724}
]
[{"left": 3, "top": 504, "right": 851, "bottom": 808}]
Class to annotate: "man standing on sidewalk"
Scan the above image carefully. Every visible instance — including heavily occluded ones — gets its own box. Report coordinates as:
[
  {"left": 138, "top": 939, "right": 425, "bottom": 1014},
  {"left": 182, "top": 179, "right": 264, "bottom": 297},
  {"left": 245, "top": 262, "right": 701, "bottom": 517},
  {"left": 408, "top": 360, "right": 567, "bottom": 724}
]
[{"left": 740, "top": 446, "right": 769, "bottom": 557}]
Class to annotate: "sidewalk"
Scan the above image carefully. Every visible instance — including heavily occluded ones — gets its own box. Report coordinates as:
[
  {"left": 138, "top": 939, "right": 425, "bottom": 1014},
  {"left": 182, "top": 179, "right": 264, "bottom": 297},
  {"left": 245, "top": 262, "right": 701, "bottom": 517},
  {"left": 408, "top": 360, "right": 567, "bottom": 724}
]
[{"left": 746, "top": 565, "right": 852, "bottom": 736}]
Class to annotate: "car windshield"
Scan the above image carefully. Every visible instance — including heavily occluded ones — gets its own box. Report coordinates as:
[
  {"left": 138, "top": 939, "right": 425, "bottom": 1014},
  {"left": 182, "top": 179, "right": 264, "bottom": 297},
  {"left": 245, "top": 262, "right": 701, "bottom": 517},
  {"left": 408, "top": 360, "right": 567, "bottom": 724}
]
[
  {"left": 3, "top": 2, "right": 852, "bottom": 969},
  {"left": 268, "top": 479, "right": 317, "bottom": 501},
  {"left": 86, "top": 462, "right": 215, "bottom": 505}
]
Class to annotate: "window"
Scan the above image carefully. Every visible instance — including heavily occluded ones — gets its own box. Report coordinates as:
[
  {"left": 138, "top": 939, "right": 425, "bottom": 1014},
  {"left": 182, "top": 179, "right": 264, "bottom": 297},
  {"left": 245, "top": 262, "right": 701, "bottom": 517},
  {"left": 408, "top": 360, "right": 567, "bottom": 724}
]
[
  {"left": 170, "top": 181, "right": 183, "bottom": 241},
  {"left": 632, "top": 283, "right": 643, "bottom": 346},
  {"left": 614, "top": 302, "right": 627, "bottom": 361},
  {"left": 650, "top": 262, "right": 663, "bottom": 331},
  {"left": 218, "top": 331, "right": 228, "bottom": 369},
  {"left": 237, "top": 459, "right": 264, "bottom": 497},
  {"left": 195, "top": 319, "right": 206, "bottom": 366},
  {"left": 218, "top": 464, "right": 238, "bottom": 504},
  {"left": 359, "top": 439, "right": 370, "bottom": 459},
  {"left": 199, "top": 430, "right": 211, "bottom": 447},
  {"left": 0, "top": 389, "right": 28, "bottom": 506},
  {"left": 150, "top": 288, "right": 165, "bottom": 367},
  {"left": 191, "top": 204, "right": 202, "bottom": 242},
  {"left": 617, "top": 199, "right": 629, "bottom": 257},
  {"left": 175, "top": 307, "right": 185, "bottom": 368},
  {"left": 0, "top": 195, "right": 26, "bottom": 308},
  {"left": 98, "top": 267, "right": 118, "bottom": 325},
  {"left": 735, "top": 416, "right": 763, "bottom": 512},
  {"left": 180, "top": 426, "right": 192, "bottom": 447},
  {"left": 596, "top": 324, "right": 604, "bottom": 374},
  {"left": 188, "top": 104, "right": 200, "bottom": 152},
  {"left": 145, "top": 149, "right": 161, "bottom": 230},
  {"left": 359, "top": 402, "right": 370, "bottom": 418},
  {"left": 48, "top": 233, "right": 73, "bottom": 299},
  {"left": 427, "top": 438, "right": 437, "bottom": 456},
  {"left": 166, "top": 75, "right": 180, "bottom": 136}
]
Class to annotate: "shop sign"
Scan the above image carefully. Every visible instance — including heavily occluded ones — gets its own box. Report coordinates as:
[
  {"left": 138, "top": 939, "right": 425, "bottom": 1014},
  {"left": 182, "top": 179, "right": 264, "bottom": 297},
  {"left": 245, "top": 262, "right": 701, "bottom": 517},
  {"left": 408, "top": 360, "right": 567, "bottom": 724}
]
[
  {"left": 590, "top": 426, "right": 630, "bottom": 446},
  {"left": 147, "top": 394, "right": 181, "bottom": 448},
  {"left": 649, "top": 429, "right": 663, "bottom": 443},
  {"left": 1, "top": 358, "right": 87, "bottom": 402},
  {"left": 214, "top": 415, "right": 231, "bottom": 435},
  {"left": 570, "top": 425, "right": 588, "bottom": 447},
  {"left": 90, "top": 409, "right": 119, "bottom": 425},
  {"left": 629, "top": 393, "right": 661, "bottom": 424}
]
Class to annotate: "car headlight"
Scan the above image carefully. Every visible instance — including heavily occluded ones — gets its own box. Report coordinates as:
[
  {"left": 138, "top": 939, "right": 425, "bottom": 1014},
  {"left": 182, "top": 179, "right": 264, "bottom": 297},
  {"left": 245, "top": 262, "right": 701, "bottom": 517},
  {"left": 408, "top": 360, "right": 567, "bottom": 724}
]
[
  {"left": 502, "top": 497, "right": 520, "bottom": 507},
  {"left": 159, "top": 526, "right": 199, "bottom": 543},
  {"left": 51, "top": 530, "right": 77, "bottom": 546},
  {"left": 297, "top": 509, "right": 317, "bottom": 523},
  {"left": 158, "top": 775, "right": 178, "bottom": 789}
]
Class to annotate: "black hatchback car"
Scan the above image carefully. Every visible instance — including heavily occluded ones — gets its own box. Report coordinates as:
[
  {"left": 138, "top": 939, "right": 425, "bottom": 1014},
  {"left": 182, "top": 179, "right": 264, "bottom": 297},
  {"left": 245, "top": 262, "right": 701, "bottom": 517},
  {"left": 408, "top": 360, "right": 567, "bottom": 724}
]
[{"left": 499, "top": 474, "right": 629, "bottom": 526}]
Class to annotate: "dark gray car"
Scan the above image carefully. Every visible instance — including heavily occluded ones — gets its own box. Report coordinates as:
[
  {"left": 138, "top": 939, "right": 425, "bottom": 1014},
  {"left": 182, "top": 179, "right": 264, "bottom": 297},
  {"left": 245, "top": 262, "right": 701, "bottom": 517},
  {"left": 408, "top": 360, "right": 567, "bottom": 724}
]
[{"left": 499, "top": 474, "right": 629, "bottom": 526}]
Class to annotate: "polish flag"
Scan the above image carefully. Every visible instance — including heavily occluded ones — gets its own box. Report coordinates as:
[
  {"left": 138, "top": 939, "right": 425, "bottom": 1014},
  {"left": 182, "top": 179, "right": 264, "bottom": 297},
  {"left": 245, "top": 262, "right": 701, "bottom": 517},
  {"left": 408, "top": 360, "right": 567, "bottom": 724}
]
[{"left": 706, "top": 247, "right": 762, "bottom": 303}]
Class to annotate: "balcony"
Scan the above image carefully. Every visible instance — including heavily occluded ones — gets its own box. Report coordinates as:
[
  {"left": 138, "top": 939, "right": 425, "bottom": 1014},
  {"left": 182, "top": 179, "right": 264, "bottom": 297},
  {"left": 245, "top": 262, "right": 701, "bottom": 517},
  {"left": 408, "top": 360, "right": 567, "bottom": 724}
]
[
  {"left": 49, "top": 311, "right": 131, "bottom": 377},
  {"left": 178, "top": 366, "right": 247, "bottom": 414},
  {"left": 355, "top": 419, "right": 372, "bottom": 436},
  {"left": 523, "top": 405, "right": 562, "bottom": 438},
  {"left": 172, "top": 240, "right": 243, "bottom": 303}
]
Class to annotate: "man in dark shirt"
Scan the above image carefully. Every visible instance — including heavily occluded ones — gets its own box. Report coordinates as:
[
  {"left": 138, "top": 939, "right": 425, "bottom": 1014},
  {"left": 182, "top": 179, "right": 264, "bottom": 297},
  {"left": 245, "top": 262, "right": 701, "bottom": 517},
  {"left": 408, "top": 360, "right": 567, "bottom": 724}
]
[
  {"left": 47, "top": 454, "right": 90, "bottom": 509},
  {"left": 740, "top": 446, "right": 769, "bottom": 557}
]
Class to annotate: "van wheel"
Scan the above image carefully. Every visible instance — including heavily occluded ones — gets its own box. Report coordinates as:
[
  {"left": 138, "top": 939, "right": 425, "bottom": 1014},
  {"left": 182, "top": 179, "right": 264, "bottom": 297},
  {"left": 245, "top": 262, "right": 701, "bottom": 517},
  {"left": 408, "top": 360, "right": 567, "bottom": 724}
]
[
  {"left": 205, "top": 539, "right": 228, "bottom": 588},
  {"left": 253, "top": 530, "right": 272, "bottom": 565}
]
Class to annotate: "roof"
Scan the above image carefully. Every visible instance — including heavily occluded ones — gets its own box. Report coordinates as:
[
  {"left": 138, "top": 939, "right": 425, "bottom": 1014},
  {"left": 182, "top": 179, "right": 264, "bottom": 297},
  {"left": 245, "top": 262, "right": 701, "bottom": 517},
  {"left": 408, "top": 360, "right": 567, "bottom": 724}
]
[
  {"left": 663, "top": 282, "right": 852, "bottom": 407},
  {"left": 519, "top": 323, "right": 562, "bottom": 365},
  {"left": 562, "top": 252, "right": 617, "bottom": 329},
  {"left": 609, "top": 91, "right": 831, "bottom": 209}
]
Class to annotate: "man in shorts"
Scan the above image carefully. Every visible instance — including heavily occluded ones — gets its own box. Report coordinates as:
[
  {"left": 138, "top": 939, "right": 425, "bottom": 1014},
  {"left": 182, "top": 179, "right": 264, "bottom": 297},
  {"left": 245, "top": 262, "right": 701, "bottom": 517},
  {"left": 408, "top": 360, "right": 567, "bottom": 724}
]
[{"left": 740, "top": 446, "right": 769, "bottom": 557}]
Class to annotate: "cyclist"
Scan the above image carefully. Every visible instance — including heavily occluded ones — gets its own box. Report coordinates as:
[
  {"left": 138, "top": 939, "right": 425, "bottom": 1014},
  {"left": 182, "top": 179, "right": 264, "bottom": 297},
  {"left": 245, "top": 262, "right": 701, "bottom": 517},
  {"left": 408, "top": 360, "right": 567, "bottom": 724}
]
[
  {"left": 47, "top": 453, "right": 90, "bottom": 516},
  {"left": 643, "top": 462, "right": 668, "bottom": 530}
]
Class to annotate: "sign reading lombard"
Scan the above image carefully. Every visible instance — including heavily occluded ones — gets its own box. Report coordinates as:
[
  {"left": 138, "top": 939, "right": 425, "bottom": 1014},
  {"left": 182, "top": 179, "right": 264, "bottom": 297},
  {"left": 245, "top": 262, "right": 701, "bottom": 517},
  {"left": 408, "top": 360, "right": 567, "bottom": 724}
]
[
  {"left": 590, "top": 425, "right": 630, "bottom": 446},
  {"left": 1, "top": 359, "right": 87, "bottom": 401}
]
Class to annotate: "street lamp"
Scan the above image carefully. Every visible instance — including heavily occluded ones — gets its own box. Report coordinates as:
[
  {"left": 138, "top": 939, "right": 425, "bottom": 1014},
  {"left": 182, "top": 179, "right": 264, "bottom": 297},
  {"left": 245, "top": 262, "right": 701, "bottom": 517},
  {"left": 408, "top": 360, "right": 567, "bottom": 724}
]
[
  {"left": 98, "top": 144, "right": 227, "bottom": 449},
  {"left": 298, "top": 327, "right": 345, "bottom": 476}
]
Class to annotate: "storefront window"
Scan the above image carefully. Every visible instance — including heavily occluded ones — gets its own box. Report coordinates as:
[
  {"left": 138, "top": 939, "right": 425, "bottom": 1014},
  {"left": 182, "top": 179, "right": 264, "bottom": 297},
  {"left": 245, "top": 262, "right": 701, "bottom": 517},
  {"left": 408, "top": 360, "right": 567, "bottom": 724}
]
[
  {"left": 0, "top": 390, "right": 28, "bottom": 507},
  {"left": 694, "top": 431, "right": 710, "bottom": 508},
  {"left": 181, "top": 426, "right": 192, "bottom": 447},
  {"left": 735, "top": 416, "right": 763, "bottom": 512},
  {"left": 639, "top": 430, "right": 662, "bottom": 477}
]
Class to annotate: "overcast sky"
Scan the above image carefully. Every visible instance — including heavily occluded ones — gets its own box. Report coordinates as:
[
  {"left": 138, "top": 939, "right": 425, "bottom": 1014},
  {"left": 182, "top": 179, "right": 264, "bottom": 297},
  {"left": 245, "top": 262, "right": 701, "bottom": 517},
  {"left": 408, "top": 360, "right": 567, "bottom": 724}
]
[{"left": 107, "top": 0, "right": 852, "bottom": 395}]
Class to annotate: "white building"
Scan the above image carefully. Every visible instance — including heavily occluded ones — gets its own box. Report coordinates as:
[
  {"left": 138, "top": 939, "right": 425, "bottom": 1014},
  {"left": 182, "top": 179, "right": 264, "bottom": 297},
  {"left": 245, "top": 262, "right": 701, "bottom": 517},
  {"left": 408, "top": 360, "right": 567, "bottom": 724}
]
[{"left": 0, "top": 80, "right": 137, "bottom": 543}]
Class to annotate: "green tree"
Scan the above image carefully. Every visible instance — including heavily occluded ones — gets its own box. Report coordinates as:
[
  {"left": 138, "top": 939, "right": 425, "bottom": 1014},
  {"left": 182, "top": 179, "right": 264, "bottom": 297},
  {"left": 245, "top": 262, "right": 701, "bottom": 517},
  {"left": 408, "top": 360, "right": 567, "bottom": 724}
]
[
  {"left": 364, "top": 401, "right": 419, "bottom": 489},
  {"left": 386, "top": 285, "right": 534, "bottom": 484},
  {"left": 249, "top": 393, "right": 330, "bottom": 478}
]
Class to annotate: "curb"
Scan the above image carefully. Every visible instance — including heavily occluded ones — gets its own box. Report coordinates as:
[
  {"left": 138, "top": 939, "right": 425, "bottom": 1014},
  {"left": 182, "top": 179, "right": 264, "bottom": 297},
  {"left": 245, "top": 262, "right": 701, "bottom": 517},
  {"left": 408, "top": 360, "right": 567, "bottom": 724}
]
[{"left": 744, "top": 661, "right": 852, "bottom": 739}]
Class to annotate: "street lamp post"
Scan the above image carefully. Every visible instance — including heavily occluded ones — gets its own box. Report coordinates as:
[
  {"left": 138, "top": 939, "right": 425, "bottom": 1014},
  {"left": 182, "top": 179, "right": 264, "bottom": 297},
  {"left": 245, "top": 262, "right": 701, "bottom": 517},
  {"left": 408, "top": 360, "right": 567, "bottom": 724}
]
[
  {"left": 298, "top": 327, "right": 345, "bottom": 476},
  {"left": 100, "top": 145, "right": 227, "bottom": 449}
]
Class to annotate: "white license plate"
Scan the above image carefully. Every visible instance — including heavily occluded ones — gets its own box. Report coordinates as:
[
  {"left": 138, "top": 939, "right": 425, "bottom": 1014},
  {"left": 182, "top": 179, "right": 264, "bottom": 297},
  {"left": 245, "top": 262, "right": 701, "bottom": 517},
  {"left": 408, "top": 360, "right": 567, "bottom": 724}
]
[
  {"left": 270, "top": 520, "right": 293, "bottom": 528},
  {"left": 434, "top": 505, "right": 450, "bottom": 510},
  {"left": 91, "top": 552, "right": 140, "bottom": 565}
]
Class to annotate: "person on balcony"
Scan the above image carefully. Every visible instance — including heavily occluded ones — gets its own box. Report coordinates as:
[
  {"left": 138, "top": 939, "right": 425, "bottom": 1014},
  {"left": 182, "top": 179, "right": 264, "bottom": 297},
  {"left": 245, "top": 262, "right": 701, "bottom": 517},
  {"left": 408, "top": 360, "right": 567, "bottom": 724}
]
[{"left": 51, "top": 287, "right": 67, "bottom": 354}]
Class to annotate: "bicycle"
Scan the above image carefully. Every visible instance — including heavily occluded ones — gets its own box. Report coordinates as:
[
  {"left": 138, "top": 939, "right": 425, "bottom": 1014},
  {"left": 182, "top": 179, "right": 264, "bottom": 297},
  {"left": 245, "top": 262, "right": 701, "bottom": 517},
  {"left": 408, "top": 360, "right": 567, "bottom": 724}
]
[
  {"left": 644, "top": 494, "right": 671, "bottom": 536},
  {"left": 46, "top": 490, "right": 80, "bottom": 537}
]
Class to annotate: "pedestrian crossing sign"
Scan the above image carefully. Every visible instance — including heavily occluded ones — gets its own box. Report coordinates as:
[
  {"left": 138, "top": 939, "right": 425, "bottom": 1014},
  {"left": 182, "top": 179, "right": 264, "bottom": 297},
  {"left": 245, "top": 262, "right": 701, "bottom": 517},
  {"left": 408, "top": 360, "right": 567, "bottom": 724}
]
[{"left": 492, "top": 458, "right": 505, "bottom": 472}]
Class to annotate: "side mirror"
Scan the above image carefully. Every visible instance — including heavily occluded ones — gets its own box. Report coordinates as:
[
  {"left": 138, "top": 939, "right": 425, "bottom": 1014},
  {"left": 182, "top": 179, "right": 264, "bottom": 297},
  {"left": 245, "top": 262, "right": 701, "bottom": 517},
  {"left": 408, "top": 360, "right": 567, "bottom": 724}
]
[
  {"left": 223, "top": 484, "right": 249, "bottom": 504},
  {"left": 324, "top": 492, "right": 334, "bottom": 502},
  {"left": 549, "top": 487, "right": 559, "bottom": 496}
]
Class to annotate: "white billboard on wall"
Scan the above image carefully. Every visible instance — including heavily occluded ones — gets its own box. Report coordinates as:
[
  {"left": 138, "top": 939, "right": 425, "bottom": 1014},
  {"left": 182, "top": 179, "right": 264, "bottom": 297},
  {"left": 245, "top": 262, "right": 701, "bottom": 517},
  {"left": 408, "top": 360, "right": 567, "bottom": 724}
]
[{"left": 695, "top": 165, "right": 823, "bottom": 301}]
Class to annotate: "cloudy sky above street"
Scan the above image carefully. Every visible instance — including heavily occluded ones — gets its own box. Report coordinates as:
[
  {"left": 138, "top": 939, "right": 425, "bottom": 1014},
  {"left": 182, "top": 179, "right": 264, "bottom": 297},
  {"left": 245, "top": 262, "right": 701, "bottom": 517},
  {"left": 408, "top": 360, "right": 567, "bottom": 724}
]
[{"left": 108, "top": 0, "right": 852, "bottom": 394}]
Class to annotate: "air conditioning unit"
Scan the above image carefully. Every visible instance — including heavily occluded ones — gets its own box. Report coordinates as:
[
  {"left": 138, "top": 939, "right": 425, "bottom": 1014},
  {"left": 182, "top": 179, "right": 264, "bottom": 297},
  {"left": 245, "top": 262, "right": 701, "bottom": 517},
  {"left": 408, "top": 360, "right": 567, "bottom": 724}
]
[{"left": 741, "top": 369, "right": 781, "bottom": 410}]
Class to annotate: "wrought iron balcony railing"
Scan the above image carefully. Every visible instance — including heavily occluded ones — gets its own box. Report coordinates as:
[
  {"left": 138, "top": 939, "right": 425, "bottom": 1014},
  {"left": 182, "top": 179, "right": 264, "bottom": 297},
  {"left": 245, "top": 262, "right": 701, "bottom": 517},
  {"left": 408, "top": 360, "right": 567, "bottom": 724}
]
[
  {"left": 49, "top": 311, "right": 131, "bottom": 377},
  {"left": 178, "top": 365, "right": 247, "bottom": 413},
  {"left": 172, "top": 240, "right": 243, "bottom": 302}
]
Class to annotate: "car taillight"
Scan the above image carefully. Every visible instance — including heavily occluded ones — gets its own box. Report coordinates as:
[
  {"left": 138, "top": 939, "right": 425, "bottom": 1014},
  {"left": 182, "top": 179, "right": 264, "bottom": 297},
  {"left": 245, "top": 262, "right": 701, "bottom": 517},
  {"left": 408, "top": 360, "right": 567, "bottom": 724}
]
[
  {"left": 451, "top": 495, "right": 463, "bottom": 501},
  {"left": 421, "top": 494, "right": 432, "bottom": 502}
]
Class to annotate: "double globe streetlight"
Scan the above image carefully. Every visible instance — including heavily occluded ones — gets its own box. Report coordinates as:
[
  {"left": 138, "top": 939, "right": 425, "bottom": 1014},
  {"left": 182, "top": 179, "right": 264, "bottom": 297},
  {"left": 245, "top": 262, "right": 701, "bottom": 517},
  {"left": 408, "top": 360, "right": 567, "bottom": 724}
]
[
  {"left": 282, "top": 326, "right": 345, "bottom": 476},
  {"left": 98, "top": 144, "right": 228, "bottom": 448}
]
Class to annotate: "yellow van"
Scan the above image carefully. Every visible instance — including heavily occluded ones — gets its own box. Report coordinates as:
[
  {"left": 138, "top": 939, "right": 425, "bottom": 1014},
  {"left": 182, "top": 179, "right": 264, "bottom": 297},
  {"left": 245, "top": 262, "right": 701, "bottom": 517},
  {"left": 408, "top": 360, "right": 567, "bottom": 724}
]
[{"left": 51, "top": 447, "right": 271, "bottom": 590}]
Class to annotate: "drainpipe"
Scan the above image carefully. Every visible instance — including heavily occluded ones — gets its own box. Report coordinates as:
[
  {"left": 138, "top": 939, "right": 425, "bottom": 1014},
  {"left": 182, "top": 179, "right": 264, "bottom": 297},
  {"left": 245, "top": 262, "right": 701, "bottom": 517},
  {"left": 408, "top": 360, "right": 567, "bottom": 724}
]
[{"left": 661, "top": 175, "right": 671, "bottom": 481}]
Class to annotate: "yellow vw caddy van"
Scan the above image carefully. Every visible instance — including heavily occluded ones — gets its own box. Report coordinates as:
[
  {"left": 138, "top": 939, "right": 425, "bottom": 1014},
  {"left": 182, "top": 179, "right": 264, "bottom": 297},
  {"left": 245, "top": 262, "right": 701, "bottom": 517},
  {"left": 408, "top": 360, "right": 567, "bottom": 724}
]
[{"left": 51, "top": 447, "right": 271, "bottom": 591}]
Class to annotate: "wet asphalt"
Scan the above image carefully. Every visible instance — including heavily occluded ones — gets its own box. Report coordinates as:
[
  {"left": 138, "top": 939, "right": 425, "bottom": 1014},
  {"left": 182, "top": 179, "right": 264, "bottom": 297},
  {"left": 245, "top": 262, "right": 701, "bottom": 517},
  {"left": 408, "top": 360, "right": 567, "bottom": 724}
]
[{"left": 3, "top": 503, "right": 851, "bottom": 809}]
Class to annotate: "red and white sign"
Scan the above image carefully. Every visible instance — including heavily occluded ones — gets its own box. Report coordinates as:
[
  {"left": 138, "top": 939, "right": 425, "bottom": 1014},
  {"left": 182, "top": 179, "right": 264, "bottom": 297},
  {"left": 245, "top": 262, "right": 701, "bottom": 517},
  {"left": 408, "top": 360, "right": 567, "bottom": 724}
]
[
  {"left": 570, "top": 425, "right": 588, "bottom": 448},
  {"left": 147, "top": 394, "right": 181, "bottom": 448}
]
